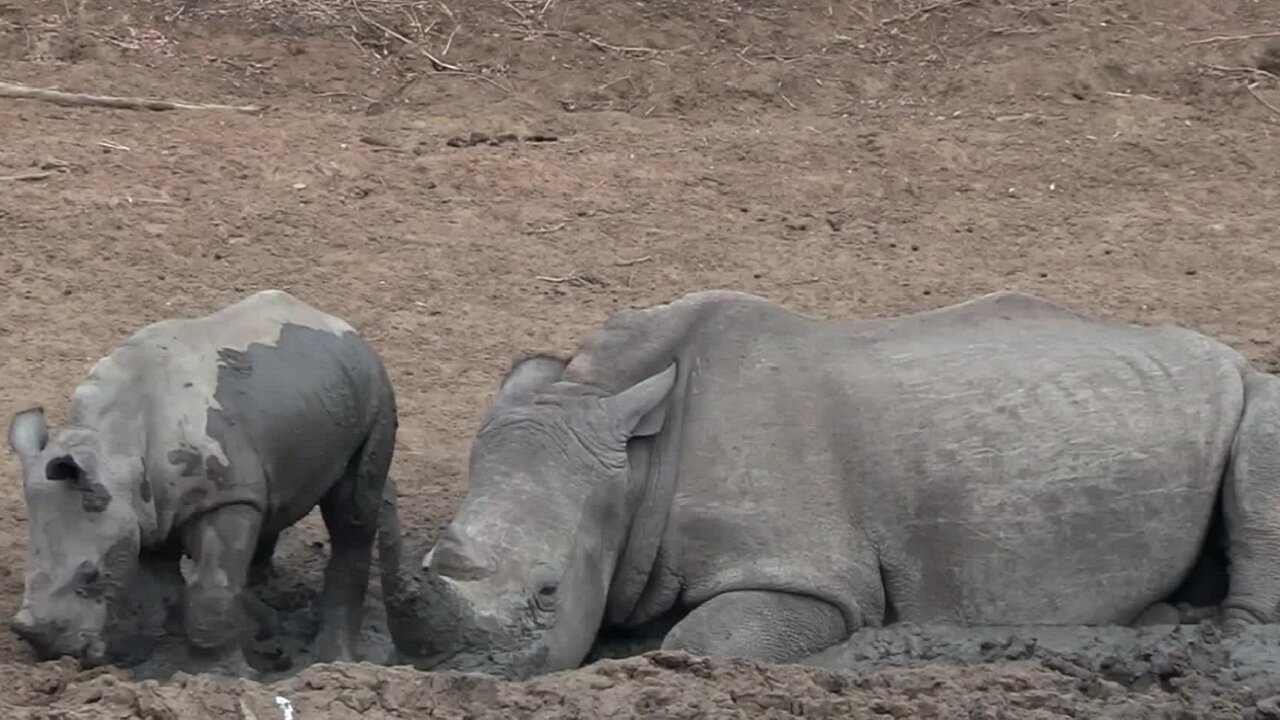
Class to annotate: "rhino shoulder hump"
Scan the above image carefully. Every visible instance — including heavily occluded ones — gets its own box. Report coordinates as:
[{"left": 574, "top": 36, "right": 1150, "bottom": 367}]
[
  {"left": 566, "top": 290, "right": 775, "bottom": 386},
  {"left": 953, "top": 290, "right": 1080, "bottom": 318}
]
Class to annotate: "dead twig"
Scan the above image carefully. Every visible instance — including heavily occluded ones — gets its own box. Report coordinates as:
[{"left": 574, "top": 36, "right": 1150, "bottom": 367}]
[
  {"left": 350, "top": 1, "right": 512, "bottom": 95},
  {"left": 1247, "top": 83, "right": 1280, "bottom": 118},
  {"left": 879, "top": 0, "right": 975, "bottom": 26},
  {"left": 535, "top": 270, "right": 607, "bottom": 287},
  {"left": 614, "top": 255, "right": 652, "bottom": 267},
  {"left": 0, "top": 80, "right": 263, "bottom": 112},
  {"left": 436, "top": 70, "right": 513, "bottom": 95},
  {"left": 1185, "top": 31, "right": 1280, "bottom": 48},
  {"left": 350, "top": 0, "right": 461, "bottom": 71},
  {"left": 581, "top": 34, "right": 664, "bottom": 56},
  {"left": 442, "top": 24, "right": 459, "bottom": 56},
  {"left": 527, "top": 222, "right": 567, "bottom": 234},
  {"left": 1201, "top": 63, "right": 1280, "bottom": 82},
  {"left": 0, "top": 171, "right": 51, "bottom": 182}
]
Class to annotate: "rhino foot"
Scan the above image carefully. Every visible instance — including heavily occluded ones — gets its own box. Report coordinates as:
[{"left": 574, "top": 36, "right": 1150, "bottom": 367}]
[
  {"left": 176, "top": 642, "right": 261, "bottom": 681},
  {"left": 661, "top": 590, "right": 850, "bottom": 664}
]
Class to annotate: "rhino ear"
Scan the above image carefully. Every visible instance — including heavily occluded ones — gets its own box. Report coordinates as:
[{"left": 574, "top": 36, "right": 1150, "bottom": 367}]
[
  {"left": 604, "top": 364, "right": 677, "bottom": 438},
  {"left": 496, "top": 354, "right": 568, "bottom": 406},
  {"left": 46, "top": 454, "right": 86, "bottom": 484},
  {"left": 8, "top": 407, "right": 49, "bottom": 458}
]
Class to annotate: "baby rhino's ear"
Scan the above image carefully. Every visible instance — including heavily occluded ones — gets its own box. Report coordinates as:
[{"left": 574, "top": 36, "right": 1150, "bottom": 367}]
[
  {"left": 604, "top": 365, "right": 677, "bottom": 438},
  {"left": 9, "top": 407, "right": 49, "bottom": 459}
]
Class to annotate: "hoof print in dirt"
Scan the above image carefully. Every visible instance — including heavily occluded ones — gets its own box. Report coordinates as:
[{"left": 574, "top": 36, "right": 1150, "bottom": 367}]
[{"left": 447, "top": 131, "right": 559, "bottom": 148}]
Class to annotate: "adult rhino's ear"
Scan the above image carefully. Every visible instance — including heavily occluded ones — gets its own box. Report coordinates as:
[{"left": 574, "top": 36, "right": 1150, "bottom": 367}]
[
  {"left": 8, "top": 407, "right": 49, "bottom": 458},
  {"left": 604, "top": 364, "right": 677, "bottom": 438},
  {"left": 496, "top": 353, "right": 568, "bottom": 406}
]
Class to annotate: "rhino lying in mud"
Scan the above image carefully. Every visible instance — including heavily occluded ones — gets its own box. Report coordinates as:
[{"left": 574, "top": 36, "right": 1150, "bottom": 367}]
[
  {"left": 7, "top": 290, "right": 397, "bottom": 676},
  {"left": 379, "top": 289, "right": 1280, "bottom": 679}
]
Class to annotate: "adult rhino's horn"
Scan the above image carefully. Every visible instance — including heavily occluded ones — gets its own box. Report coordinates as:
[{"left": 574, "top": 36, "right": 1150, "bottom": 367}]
[{"left": 376, "top": 478, "right": 468, "bottom": 662}]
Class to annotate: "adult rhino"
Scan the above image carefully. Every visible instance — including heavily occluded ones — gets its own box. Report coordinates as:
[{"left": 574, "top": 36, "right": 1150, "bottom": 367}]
[
  {"left": 7, "top": 289, "right": 397, "bottom": 676},
  {"left": 379, "top": 289, "right": 1280, "bottom": 679}
]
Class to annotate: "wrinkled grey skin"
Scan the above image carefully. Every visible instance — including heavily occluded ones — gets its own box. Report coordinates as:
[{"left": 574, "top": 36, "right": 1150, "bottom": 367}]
[
  {"left": 8, "top": 289, "right": 397, "bottom": 676},
  {"left": 379, "top": 289, "right": 1280, "bottom": 679}
]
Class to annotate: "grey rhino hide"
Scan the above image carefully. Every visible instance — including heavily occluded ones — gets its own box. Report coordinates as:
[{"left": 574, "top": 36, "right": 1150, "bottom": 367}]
[
  {"left": 8, "top": 289, "right": 396, "bottom": 674},
  {"left": 382, "top": 289, "right": 1272, "bottom": 679}
]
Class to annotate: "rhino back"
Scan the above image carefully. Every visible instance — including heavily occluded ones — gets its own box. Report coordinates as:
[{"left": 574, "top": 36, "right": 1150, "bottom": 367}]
[
  {"left": 97, "top": 291, "right": 387, "bottom": 537},
  {"left": 664, "top": 292, "right": 1247, "bottom": 627}
]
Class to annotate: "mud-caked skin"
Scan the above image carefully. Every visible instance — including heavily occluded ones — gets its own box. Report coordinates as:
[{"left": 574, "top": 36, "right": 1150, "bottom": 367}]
[
  {"left": 379, "top": 290, "right": 1280, "bottom": 679},
  {"left": 7, "top": 289, "right": 397, "bottom": 676}
]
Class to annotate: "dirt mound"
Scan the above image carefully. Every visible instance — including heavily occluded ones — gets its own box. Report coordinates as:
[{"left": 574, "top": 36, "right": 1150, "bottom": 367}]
[{"left": 11, "top": 624, "right": 1280, "bottom": 719}]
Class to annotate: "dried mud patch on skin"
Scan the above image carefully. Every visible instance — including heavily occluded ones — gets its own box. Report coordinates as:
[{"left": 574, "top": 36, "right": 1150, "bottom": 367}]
[{"left": 7, "top": 625, "right": 1280, "bottom": 719}]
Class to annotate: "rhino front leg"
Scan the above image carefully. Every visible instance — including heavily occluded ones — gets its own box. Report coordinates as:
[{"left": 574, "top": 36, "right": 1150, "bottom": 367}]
[
  {"left": 660, "top": 591, "right": 849, "bottom": 663},
  {"left": 180, "top": 502, "right": 263, "bottom": 678},
  {"left": 315, "top": 412, "right": 395, "bottom": 663},
  {"left": 1221, "top": 370, "right": 1280, "bottom": 630}
]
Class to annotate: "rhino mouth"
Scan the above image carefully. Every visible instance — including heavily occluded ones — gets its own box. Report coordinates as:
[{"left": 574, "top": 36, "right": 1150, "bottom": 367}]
[
  {"left": 22, "top": 631, "right": 107, "bottom": 666},
  {"left": 422, "top": 642, "right": 553, "bottom": 680}
]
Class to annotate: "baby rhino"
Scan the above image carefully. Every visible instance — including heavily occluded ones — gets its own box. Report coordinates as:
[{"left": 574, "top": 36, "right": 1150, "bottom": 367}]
[{"left": 7, "top": 290, "right": 397, "bottom": 676}]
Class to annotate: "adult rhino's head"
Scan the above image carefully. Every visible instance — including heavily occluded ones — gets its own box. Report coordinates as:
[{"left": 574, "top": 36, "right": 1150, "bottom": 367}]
[
  {"left": 7, "top": 408, "right": 142, "bottom": 665},
  {"left": 380, "top": 355, "right": 676, "bottom": 679}
]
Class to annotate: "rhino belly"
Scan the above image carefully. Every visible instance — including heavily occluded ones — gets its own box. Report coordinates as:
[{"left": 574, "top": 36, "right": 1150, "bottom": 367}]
[{"left": 886, "top": 462, "right": 1223, "bottom": 626}]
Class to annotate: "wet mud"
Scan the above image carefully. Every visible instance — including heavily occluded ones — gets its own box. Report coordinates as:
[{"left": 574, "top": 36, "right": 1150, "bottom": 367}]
[
  {"left": 13, "top": 620, "right": 1280, "bottom": 719},
  {"left": 100, "top": 557, "right": 398, "bottom": 682}
]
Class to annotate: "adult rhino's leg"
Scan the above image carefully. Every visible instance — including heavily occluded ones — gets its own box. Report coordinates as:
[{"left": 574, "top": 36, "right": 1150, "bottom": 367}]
[
  {"left": 660, "top": 591, "right": 850, "bottom": 663},
  {"left": 1221, "top": 370, "right": 1280, "bottom": 629},
  {"left": 315, "top": 407, "right": 395, "bottom": 663},
  {"left": 180, "top": 502, "right": 264, "bottom": 678}
]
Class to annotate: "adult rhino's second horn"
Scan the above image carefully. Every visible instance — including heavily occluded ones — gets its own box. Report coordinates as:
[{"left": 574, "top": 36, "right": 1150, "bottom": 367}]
[{"left": 377, "top": 478, "right": 467, "bottom": 663}]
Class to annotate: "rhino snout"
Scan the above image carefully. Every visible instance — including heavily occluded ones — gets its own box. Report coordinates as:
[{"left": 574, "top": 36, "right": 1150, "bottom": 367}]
[
  {"left": 10, "top": 608, "right": 104, "bottom": 663},
  {"left": 9, "top": 608, "right": 43, "bottom": 642}
]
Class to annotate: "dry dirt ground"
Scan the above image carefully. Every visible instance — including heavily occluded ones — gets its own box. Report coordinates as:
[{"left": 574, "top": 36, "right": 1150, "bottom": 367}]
[{"left": 2, "top": 0, "right": 1280, "bottom": 716}]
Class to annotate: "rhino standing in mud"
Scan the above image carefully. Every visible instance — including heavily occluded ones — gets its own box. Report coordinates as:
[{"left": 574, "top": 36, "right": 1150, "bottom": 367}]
[
  {"left": 379, "top": 289, "right": 1280, "bottom": 679},
  {"left": 7, "top": 289, "right": 397, "bottom": 676}
]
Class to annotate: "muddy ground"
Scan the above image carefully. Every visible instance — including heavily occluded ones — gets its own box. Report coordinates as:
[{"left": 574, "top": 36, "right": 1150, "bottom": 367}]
[{"left": 2, "top": 0, "right": 1280, "bottom": 715}]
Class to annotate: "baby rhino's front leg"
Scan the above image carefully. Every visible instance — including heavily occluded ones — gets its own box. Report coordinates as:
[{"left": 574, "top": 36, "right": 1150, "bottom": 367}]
[
  {"left": 180, "top": 503, "right": 263, "bottom": 678},
  {"left": 661, "top": 591, "right": 849, "bottom": 663}
]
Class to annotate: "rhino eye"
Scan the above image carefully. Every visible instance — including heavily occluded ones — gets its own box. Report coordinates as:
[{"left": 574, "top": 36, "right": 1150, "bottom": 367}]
[
  {"left": 74, "top": 565, "right": 104, "bottom": 600},
  {"left": 528, "top": 564, "right": 560, "bottom": 607},
  {"left": 75, "top": 563, "right": 100, "bottom": 586}
]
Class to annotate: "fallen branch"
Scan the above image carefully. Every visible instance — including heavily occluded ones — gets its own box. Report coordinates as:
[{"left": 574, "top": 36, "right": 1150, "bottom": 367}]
[
  {"left": 1247, "top": 84, "right": 1280, "bottom": 118},
  {"left": 0, "top": 171, "right": 51, "bottom": 182},
  {"left": 614, "top": 255, "right": 652, "bottom": 267},
  {"left": 1185, "top": 31, "right": 1280, "bottom": 47},
  {"left": 0, "top": 81, "right": 263, "bottom": 112},
  {"left": 1201, "top": 63, "right": 1280, "bottom": 81},
  {"left": 534, "top": 270, "right": 608, "bottom": 287}
]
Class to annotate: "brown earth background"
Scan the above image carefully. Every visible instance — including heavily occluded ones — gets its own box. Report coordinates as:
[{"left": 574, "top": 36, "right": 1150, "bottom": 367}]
[{"left": 2, "top": 0, "right": 1280, "bottom": 716}]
